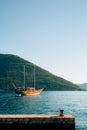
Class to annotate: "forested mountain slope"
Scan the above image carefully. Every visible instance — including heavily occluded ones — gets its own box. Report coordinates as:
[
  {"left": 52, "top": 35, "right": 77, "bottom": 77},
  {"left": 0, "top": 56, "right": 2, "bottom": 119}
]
[{"left": 0, "top": 54, "right": 82, "bottom": 91}]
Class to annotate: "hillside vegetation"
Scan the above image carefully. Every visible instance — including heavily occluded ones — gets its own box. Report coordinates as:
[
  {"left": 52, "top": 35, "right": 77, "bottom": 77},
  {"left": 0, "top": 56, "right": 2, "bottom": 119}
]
[{"left": 0, "top": 54, "right": 82, "bottom": 91}]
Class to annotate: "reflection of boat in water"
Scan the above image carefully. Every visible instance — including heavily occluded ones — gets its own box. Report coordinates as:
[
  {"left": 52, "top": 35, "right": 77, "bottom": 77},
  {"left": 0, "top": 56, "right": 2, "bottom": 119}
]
[{"left": 12, "top": 65, "right": 44, "bottom": 96}]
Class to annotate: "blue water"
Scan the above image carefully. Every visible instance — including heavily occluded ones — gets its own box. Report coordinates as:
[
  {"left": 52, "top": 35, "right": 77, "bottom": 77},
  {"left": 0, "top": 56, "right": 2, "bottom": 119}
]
[{"left": 0, "top": 91, "right": 87, "bottom": 130}]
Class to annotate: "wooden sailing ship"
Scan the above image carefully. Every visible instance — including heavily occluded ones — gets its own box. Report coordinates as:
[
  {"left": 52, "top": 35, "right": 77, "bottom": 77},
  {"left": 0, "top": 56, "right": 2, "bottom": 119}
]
[{"left": 12, "top": 65, "right": 43, "bottom": 96}]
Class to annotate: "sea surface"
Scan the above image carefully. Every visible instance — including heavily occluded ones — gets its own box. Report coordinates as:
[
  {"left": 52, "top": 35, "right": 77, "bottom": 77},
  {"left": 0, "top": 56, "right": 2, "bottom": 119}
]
[{"left": 0, "top": 90, "right": 87, "bottom": 130}]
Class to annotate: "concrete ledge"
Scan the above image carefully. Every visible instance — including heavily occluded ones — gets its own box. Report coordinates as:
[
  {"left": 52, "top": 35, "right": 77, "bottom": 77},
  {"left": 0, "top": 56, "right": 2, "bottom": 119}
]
[{"left": 0, "top": 114, "right": 75, "bottom": 130}]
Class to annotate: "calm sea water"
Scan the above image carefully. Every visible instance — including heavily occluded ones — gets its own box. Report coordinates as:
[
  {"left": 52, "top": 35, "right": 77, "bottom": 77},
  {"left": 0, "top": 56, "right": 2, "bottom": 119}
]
[{"left": 0, "top": 90, "right": 87, "bottom": 130}]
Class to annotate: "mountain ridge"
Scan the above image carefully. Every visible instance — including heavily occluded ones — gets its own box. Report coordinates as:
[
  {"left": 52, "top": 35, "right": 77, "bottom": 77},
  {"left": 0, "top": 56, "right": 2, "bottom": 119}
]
[
  {"left": 78, "top": 83, "right": 87, "bottom": 90},
  {"left": 0, "top": 53, "right": 82, "bottom": 91}
]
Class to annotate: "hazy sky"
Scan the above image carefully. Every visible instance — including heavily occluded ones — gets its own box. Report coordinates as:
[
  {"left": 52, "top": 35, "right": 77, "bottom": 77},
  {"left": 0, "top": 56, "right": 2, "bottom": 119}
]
[{"left": 1, "top": 0, "right": 87, "bottom": 84}]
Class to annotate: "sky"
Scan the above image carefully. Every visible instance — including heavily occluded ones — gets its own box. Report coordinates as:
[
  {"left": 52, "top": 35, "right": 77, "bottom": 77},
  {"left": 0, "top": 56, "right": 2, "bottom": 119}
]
[{"left": 0, "top": 0, "right": 87, "bottom": 84}]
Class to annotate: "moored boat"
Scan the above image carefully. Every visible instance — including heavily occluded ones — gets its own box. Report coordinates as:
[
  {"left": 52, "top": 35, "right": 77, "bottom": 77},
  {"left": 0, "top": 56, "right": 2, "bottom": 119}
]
[{"left": 12, "top": 65, "right": 44, "bottom": 96}]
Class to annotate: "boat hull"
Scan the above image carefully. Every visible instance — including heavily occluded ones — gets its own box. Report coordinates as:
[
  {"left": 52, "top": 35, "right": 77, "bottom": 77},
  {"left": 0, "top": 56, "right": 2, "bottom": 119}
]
[{"left": 15, "top": 88, "right": 44, "bottom": 96}]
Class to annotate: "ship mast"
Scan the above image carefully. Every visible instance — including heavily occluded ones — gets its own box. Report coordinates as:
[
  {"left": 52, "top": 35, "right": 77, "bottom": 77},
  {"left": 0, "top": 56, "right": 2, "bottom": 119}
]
[
  {"left": 34, "top": 64, "right": 35, "bottom": 89},
  {"left": 24, "top": 65, "right": 25, "bottom": 89}
]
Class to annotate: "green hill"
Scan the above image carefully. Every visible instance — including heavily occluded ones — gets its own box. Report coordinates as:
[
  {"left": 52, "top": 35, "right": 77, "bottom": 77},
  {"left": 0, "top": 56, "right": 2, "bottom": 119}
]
[{"left": 0, "top": 54, "right": 82, "bottom": 91}]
